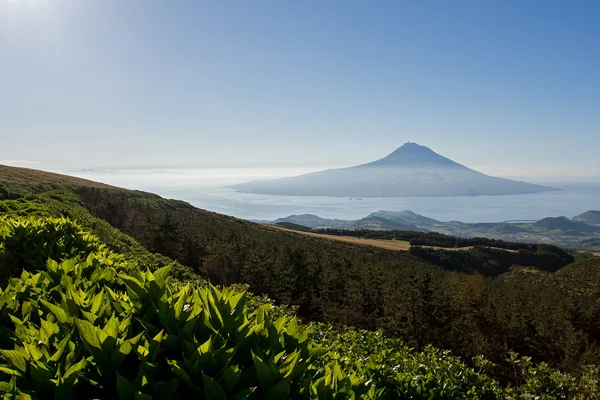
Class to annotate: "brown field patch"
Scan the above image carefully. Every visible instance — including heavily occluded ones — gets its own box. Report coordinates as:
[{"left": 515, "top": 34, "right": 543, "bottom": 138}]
[
  {"left": 262, "top": 224, "right": 411, "bottom": 251},
  {"left": 263, "top": 224, "right": 518, "bottom": 253}
]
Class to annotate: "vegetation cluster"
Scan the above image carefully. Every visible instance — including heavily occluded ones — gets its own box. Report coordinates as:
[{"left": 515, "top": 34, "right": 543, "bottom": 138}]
[{"left": 1, "top": 216, "right": 599, "bottom": 399}]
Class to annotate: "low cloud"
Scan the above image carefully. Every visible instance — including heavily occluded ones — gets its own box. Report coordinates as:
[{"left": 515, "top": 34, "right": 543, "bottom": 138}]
[{"left": 0, "top": 160, "right": 41, "bottom": 167}]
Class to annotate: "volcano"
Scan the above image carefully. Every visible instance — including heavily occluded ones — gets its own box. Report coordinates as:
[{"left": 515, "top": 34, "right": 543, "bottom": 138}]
[{"left": 231, "top": 143, "right": 559, "bottom": 197}]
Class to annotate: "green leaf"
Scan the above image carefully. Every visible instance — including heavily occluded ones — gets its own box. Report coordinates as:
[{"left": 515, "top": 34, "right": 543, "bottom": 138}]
[
  {"left": 29, "top": 361, "right": 54, "bottom": 387},
  {"left": 74, "top": 318, "right": 101, "bottom": 355},
  {"left": 203, "top": 373, "right": 227, "bottom": 400},
  {"left": 120, "top": 275, "right": 146, "bottom": 302},
  {"left": 152, "top": 265, "right": 171, "bottom": 285},
  {"left": 40, "top": 319, "right": 60, "bottom": 337},
  {"left": 0, "top": 366, "right": 23, "bottom": 377},
  {"left": 49, "top": 335, "right": 71, "bottom": 362},
  {"left": 229, "top": 292, "right": 246, "bottom": 318},
  {"left": 154, "top": 378, "right": 179, "bottom": 400},
  {"left": 265, "top": 377, "right": 291, "bottom": 400},
  {"left": 279, "top": 350, "right": 301, "bottom": 378},
  {"left": 308, "top": 347, "right": 329, "bottom": 360},
  {"left": 63, "top": 357, "right": 87, "bottom": 381},
  {"left": 230, "top": 387, "right": 257, "bottom": 400},
  {"left": 218, "top": 365, "right": 242, "bottom": 390},
  {"left": 104, "top": 315, "right": 120, "bottom": 339},
  {"left": 134, "top": 393, "right": 153, "bottom": 400},
  {"left": 22, "top": 343, "right": 43, "bottom": 362},
  {"left": 91, "top": 290, "right": 104, "bottom": 315},
  {"left": 173, "top": 288, "right": 187, "bottom": 319},
  {"left": 40, "top": 300, "right": 68, "bottom": 325},
  {"left": 0, "top": 350, "right": 27, "bottom": 373},
  {"left": 252, "top": 351, "right": 275, "bottom": 391},
  {"left": 167, "top": 360, "right": 201, "bottom": 392},
  {"left": 117, "top": 372, "right": 137, "bottom": 400}
]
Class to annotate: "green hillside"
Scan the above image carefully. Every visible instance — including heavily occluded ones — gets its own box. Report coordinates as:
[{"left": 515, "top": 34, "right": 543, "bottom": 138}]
[
  {"left": 534, "top": 216, "right": 598, "bottom": 233},
  {"left": 1, "top": 164, "right": 600, "bottom": 398},
  {"left": 573, "top": 210, "right": 600, "bottom": 226}
]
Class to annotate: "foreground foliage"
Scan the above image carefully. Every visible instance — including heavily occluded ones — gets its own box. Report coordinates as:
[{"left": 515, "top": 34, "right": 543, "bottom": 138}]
[
  {"left": 0, "top": 218, "right": 333, "bottom": 398},
  {"left": 0, "top": 216, "right": 599, "bottom": 399}
]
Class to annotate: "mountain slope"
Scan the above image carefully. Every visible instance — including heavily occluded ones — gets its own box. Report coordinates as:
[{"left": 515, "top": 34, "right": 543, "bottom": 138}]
[
  {"left": 3, "top": 164, "right": 600, "bottom": 385},
  {"left": 274, "top": 213, "right": 422, "bottom": 231},
  {"left": 368, "top": 210, "right": 440, "bottom": 227},
  {"left": 572, "top": 210, "right": 600, "bottom": 226},
  {"left": 232, "top": 143, "right": 558, "bottom": 197},
  {"left": 534, "top": 216, "right": 599, "bottom": 233}
]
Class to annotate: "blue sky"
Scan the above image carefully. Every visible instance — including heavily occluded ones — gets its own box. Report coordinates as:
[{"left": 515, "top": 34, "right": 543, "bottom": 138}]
[{"left": 1, "top": 0, "right": 599, "bottom": 180}]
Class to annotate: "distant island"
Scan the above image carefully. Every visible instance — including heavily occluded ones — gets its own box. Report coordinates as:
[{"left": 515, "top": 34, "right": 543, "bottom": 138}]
[{"left": 232, "top": 142, "right": 559, "bottom": 197}]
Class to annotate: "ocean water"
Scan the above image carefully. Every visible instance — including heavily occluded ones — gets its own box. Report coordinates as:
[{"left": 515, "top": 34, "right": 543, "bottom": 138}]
[
  {"left": 66, "top": 169, "right": 600, "bottom": 223},
  {"left": 153, "top": 185, "right": 600, "bottom": 223}
]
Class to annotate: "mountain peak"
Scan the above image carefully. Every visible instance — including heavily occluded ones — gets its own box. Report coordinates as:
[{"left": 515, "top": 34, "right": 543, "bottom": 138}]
[
  {"left": 362, "top": 143, "right": 464, "bottom": 168},
  {"left": 232, "top": 143, "right": 560, "bottom": 197}
]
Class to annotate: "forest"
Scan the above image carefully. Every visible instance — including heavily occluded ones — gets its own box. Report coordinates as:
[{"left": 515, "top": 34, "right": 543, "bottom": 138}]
[{"left": 1, "top": 165, "right": 600, "bottom": 398}]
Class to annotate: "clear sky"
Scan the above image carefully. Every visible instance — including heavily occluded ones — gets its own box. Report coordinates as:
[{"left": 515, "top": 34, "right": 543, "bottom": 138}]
[{"left": 1, "top": 0, "right": 599, "bottom": 180}]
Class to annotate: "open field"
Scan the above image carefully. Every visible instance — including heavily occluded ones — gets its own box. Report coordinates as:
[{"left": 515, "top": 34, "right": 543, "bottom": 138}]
[
  {"left": 262, "top": 224, "right": 412, "bottom": 251},
  {"left": 263, "top": 224, "right": 518, "bottom": 253}
]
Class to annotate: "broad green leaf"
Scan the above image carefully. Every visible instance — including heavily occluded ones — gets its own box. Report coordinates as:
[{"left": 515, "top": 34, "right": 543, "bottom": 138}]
[
  {"left": 40, "top": 300, "right": 68, "bottom": 325},
  {"left": 0, "top": 350, "right": 27, "bottom": 373},
  {"left": 40, "top": 319, "right": 60, "bottom": 337},
  {"left": 74, "top": 318, "right": 101, "bottom": 354},
  {"left": 49, "top": 334, "right": 71, "bottom": 362},
  {"left": 29, "top": 361, "right": 53, "bottom": 386},
  {"left": 152, "top": 265, "right": 171, "bottom": 285},
  {"left": 91, "top": 290, "right": 104, "bottom": 314},
  {"left": 218, "top": 365, "right": 241, "bottom": 389},
  {"left": 203, "top": 373, "right": 227, "bottom": 400},
  {"left": 173, "top": 288, "right": 187, "bottom": 319},
  {"left": 252, "top": 351, "right": 275, "bottom": 391},
  {"left": 63, "top": 357, "right": 87, "bottom": 381},
  {"left": 22, "top": 343, "right": 43, "bottom": 362},
  {"left": 117, "top": 372, "right": 137, "bottom": 400},
  {"left": 104, "top": 315, "right": 120, "bottom": 339}
]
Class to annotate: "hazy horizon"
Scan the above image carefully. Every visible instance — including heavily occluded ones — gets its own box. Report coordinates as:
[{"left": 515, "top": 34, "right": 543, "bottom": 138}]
[{"left": 2, "top": 0, "right": 600, "bottom": 181}]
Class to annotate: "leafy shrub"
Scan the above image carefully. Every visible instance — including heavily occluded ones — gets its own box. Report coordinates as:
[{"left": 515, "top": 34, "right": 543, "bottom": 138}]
[
  {"left": 310, "top": 325, "right": 507, "bottom": 399},
  {"left": 0, "top": 249, "right": 340, "bottom": 398},
  {"left": 0, "top": 217, "right": 101, "bottom": 280}
]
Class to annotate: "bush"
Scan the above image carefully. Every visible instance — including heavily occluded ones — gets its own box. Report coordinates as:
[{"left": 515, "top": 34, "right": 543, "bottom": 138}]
[{"left": 0, "top": 217, "right": 101, "bottom": 280}]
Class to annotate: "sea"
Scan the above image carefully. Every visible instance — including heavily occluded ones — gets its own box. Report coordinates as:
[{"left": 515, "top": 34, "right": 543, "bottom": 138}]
[{"left": 66, "top": 169, "right": 600, "bottom": 223}]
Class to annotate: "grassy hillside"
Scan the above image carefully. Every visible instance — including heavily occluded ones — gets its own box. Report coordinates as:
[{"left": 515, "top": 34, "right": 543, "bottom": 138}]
[
  {"left": 3, "top": 216, "right": 599, "bottom": 398},
  {"left": 2, "top": 164, "right": 600, "bottom": 391}
]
